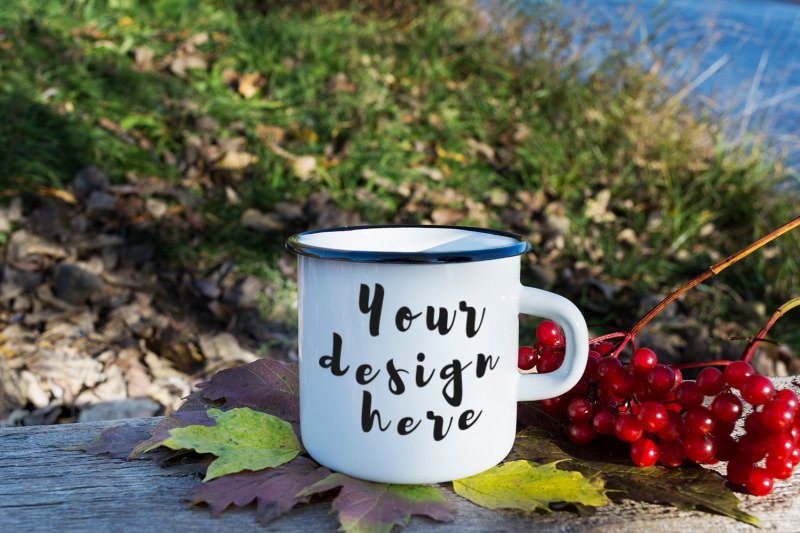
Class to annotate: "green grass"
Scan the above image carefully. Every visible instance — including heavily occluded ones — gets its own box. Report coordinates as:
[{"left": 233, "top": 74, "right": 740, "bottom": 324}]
[{"left": 0, "top": 0, "right": 798, "bottom": 354}]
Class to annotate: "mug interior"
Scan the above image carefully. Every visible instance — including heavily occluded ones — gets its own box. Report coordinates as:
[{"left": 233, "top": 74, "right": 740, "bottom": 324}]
[{"left": 287, "top": 225, "right": 529, "bottom": 263}]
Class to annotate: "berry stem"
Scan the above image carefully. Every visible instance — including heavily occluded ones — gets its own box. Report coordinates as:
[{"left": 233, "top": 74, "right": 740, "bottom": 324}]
[
  {"left": 671, "top": 360, "right": 732, "bottom": 370},
  {"left": 589, "top": 331, "right": 627, "bottom": 344},
  {"left": 610, "top": 215, "right": 800, "bottom": 358},
  {"left": 741, "top": 296, "right": 800, "bottom": 363}
]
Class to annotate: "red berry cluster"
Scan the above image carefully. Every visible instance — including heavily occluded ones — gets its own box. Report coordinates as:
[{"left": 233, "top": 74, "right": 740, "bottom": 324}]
[{"left": 519, "top": 320, "right": 800, "bottom": 496}]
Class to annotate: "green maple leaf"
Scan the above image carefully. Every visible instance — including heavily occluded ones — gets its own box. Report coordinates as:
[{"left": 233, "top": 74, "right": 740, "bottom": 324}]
[
  {"left": 453, "top": 460, "right": 611, "bottom": 513},
  {"left": 297, "top": 473, "right": 455, "bottom": 533},
  {"left": 160, "top": 407, "right": 302, "bottom": 481}
]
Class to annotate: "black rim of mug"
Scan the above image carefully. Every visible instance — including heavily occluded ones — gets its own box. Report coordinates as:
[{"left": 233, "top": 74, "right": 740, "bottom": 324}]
[{"left": 285, "top": 225, "right": 531, "bottom": 264}]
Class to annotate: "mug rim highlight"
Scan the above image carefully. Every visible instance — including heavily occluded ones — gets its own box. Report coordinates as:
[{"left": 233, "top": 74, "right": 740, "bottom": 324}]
[{"left": 286, "top": 225, "right": 531, "bottom": 264}]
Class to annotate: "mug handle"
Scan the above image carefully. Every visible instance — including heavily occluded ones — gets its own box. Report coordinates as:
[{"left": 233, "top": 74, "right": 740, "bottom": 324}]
[{"left": 517, "top": 286, "right": 589, "bottom": 401}]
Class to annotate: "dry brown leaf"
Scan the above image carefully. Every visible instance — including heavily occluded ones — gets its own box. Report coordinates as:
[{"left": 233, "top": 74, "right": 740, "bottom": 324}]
[
  {"left": 618, "top": 228, "right": 638, "bottom": 247},
  {"left": 27, "top": 347, "right": 104, "bottom": 397},
  {"left": 0, "top": 358, "right": 26, "bottom": 410},
  {"left": 328, "top": 72, "right": 358, "bottom": 93},
  {"left": 181, "top": 32, "right": 209, "bottom": 51},
  {"left": 198, "top": 332, "right": 259, "bottom": 365},
  {"left": 256, "top": 124, "right": 285, "bottom": 143},
  {"left": 413, "top": 165, "right": 444, "bottom": 181},
  {"left": 129, "top": 46, "right": 155, "bottom": 71},
  {"left": 221, "top": 67, "right": 239, "bottom": 86},
  {"left": 237, "top": 72, "right": 266, "bottom": 98},
  {"left": 18, "top": 370, "right": 50, "bottom": 409},
  {"left": 430, "top": 207, "right": 465, "bottom": 225},
  {"left": 74, "top": 364, "right": 127, "bottom": 405},
  {"left": 241, "top": 208, "right": 284, "bottom": 232},
  {"left": 292, "top": 155, "right": 317, "bottom": 180},
  {"left": 214, "top": 151, "right": 258, "bottom": 171},
  {"left": 466, "top": 138, "right": 496, "bottom": 163},
  {"left": 170, "top": 53, "right": 208, "bottom": 78}
]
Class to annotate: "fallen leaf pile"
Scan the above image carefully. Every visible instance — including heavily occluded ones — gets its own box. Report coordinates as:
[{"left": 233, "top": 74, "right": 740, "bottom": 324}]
[
  {"left": 72, "top": 357, "right": 761, "bottom": 531},
  {"left": 0, "top": 164, "right": 300, "bottom": 425}
]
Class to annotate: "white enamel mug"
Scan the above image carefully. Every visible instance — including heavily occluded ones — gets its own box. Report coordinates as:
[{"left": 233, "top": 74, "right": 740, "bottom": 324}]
[{"left": 286, "top": 225, "right": 588, "bottom": 484}]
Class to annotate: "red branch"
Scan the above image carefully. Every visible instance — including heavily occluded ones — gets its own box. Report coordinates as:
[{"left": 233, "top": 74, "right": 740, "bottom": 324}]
[
  {"left": 741, "top": 297, "right": 800, "bottom": 363},
  {"left": 608, "top": 216, "right": 800, "bottom": 359}
]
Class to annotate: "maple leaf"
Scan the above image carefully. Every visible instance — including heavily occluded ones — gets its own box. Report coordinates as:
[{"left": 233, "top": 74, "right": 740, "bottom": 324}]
[
  {"left": 515, "top": 402, "right": 761, "bottom": 527},
  {"left": 67, "top": 424, "right": 152, "bottom": 459},
  {"left": 159, "top": 407, "right": 302, "bottom": 481},
  {"left": 297, "top": 473, "right": 456, "bottom": 533},
  {"left": 453, "top": 460, "right": 611, "bottom": 513},
  {"left": 187, "top": 456, "right": 331, "bottom": 525},
  {"left": 196, "top": 358, "right": 300, "bottom": 422}
]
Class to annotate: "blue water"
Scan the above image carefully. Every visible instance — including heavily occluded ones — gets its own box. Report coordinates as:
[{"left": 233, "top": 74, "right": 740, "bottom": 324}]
[{"left": 554, "top": 0, "right": 800, "bottom": 169}]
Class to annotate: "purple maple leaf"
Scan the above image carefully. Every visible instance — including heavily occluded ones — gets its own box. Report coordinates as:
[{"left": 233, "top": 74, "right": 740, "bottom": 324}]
[
  {"left": 187, "top": 456, "right": 331, "bottom": 525},
  {"left": 196, "top": 359, "right": 299, "bottom": 422},
  {"left": 69, "top": 424, "right": 152, "bottom": 459},
  {"left": 298, "top": 473, "right": 456, "bottom": 532}
]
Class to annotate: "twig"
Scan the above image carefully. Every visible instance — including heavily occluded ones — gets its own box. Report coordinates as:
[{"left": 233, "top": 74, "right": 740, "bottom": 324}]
[
  {"left": 741, "top": 297, "right": 800, "bottom": 363},
  {"left": 610, "top": 215, "right": 800, "bottom": 358}
]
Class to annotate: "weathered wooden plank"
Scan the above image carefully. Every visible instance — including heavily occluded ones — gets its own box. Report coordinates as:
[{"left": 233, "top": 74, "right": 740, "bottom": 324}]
[{"left": 2, "top": 377, "right": 800, "bottom": 532}]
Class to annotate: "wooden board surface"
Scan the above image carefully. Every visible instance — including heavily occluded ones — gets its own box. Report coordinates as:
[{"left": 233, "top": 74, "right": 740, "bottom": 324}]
[{"left": 2, "top": 376, "right": 800, "bottom": 532}]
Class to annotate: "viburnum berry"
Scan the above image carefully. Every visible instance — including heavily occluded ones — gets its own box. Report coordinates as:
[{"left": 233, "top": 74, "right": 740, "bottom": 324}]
[
  {"left": 724, "top": 360, "right": 755, "bottom": 390},
  {"left": 592, "top": 410, "right": 617, "bottom": 436},
  {"left": 789, "top": 424, "right": 800, "bottom": 445},
  {"left": 537, "top": 351, "right": 563, "bottom": 373},
  {"left": 726, "top": 459, "right": 754, "bottom": 486},
  {"left": 737, "top": 433, "right": 767, "bottom": 463},
  {"left": 761, "top": 399, "right": 795, "bottom": 432},
  {"left": 744, "top": 466, "right": 774, "bottom": 496},
  {"left": 536, "top": 320, "right": 562, "bottom": 346},
  {"left": 764, "top": 431, "right": 795, "bottom": 460},
  {"left": 566, "top": 397, "right": 594, "bottom": 424},
  {"left": 792, "top": 447, "right": 800, "bottom": 467},
  {"left": 541, "top": 395, "right": 568, "bottom": 415},
  {"left": 646, "top": 364, "right": 676, "bottom": 394},
  {"left": 714, "top": 434, "right": 738, "bottom": 462},
  {"left": 684, "top": 406, "right": 715, "bottom": 435},
  {"left": 615, "top": 414, "right": 644, "bottom": 443},
  {"left": 518, "top": 346, "right": 538, "bottom": 371},
  {"left": 596, "top": 356, "right": 625, "bottom": 382},
  {"left": 594, "top": 341, "right": 615, "bottom": 356},
  {"left": 583, "top": 351, "right": 601, "bottom": 380},
  {"left": 636, "top": 401, "right": 668, "bottom": 432},
  {"left": 567, "top": 422, "right": 595, "bottom": 445},
  {"left": 565, "top": 380, "right": 589, "bottom": 400},
  {"left": 696, "top": 367, "right": 726, "bottom": 396},
  {"left": 630, "top": 437, "right": 659, "bottom": 467},
  {"left": 741, "top": 374, "right": 775, "bottom": 406},
  {"left": 683, "top": 433, "right": 716, "bottom": 463},
  {"left": 775, "top": 388, "right": 800, "bottom": 416},
  {"left": 656, "top": 410, "right": 686, "bottom": 441},
  {"left": 658, "top": 439, "right": 686, "bottom": 467},
  {"left": 710, "top": 392, "right": 743, "bottom": 424},
  {"left": 629, "top": 348, "right": 658, "bottom": 381},
  {"left": 610, "top": 374, "right": 638, "bottom": 400},
  {"left": 674, "top": 381, "right": 703, "bottom": 409},
  {"left": 765, "top": 454, "right": 794, "bottom": 480},
  {"left": 634, "top": 382, "right": 656, "bottom": 403},
  {"left": 744, "top": 411, "right": 769, "bottom": 436}
]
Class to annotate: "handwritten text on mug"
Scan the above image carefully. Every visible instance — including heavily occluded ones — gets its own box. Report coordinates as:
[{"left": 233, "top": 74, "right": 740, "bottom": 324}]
[{"left": 318, "top": 283, "right": 499, "bottom": 441}]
